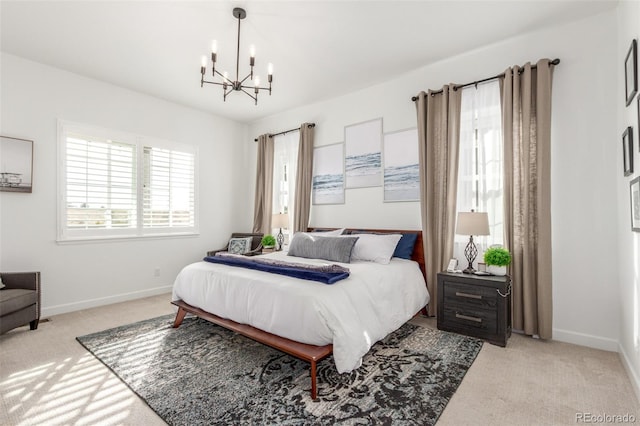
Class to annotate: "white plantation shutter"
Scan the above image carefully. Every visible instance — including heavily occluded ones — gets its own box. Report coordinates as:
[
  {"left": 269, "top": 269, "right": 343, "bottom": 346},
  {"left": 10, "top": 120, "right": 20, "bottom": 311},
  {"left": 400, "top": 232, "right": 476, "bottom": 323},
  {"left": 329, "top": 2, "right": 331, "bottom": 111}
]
[
  {"left": 58, "top": 121, "right": 197, "bottom": 241},
  {"left": 65, "top": 134, "right": 137, "bottom": 231},
  {"left": 143, "top": 147, "right": 195, "bottom": 228}
]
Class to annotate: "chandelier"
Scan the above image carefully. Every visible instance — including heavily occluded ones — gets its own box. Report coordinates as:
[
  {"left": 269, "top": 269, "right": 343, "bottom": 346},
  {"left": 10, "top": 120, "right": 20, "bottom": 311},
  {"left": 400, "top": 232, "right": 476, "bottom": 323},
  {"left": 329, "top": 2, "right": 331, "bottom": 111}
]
[{"left": 200, "top": 7, "right": 273, "bottom": 105}]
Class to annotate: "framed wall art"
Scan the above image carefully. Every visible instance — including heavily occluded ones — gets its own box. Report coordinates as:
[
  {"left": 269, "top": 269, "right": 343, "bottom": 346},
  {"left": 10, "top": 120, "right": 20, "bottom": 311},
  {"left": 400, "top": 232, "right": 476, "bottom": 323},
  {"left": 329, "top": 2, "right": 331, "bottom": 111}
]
[
  {"left": 312, "top": 143, "right": 345, "bottom": 205},
  {"left": 623, "top": 126, "right": 634, "bottom": 176},
  {"left": 625, "top": 39, "right": 637, "bottom": 106},
  {"left": 0, "top": 136, "right": 33, "bottom": 193},
  {"left": 344, "top": 118, "right": 382, "bottom": 189},
  {"left": 383, "top": 128, "right": 420, "bottom": 202},
  {"left": 631, "top": 176, "right": 640, "bottom": 232}
]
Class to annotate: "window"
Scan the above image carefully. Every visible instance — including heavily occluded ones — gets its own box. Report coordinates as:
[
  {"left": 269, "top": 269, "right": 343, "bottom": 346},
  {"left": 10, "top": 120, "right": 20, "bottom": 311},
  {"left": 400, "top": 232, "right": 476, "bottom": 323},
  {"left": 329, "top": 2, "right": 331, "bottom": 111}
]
[
  {"left": 143, "top": 147, "right": 195, "bottom": 229},
  {"left": 58, "top": 121, "right": 197, "bottom": 241},
  {"left": 455, "top": 81, "right": 504, "bottom": 260},
  {"left": 272, "top": 131, "right": 299, "bottom": 242}
]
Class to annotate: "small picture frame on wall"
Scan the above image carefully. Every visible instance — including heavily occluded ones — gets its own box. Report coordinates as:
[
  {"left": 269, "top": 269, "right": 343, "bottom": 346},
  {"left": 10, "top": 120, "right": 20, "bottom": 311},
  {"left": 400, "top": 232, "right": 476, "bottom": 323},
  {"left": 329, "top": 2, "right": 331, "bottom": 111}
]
[
  {"left": 625, "top": 39, "right": 637, "bottom": 106},
  {"left": 631, "top": 176, "right": 640, "bottom": 232},
  {"left": 0, "top": 135, "right": 33, "bottom": 193},
  {"left": 623, "top": 127, "right": 634, "bottom": 176}
]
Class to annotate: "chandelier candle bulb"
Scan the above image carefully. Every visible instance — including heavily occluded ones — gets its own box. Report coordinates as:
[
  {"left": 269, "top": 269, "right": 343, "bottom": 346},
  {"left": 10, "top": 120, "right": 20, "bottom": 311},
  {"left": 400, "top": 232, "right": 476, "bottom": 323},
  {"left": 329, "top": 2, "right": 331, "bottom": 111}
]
[{"left": 211, "top": 40, "right": 217, "bottom": 54}]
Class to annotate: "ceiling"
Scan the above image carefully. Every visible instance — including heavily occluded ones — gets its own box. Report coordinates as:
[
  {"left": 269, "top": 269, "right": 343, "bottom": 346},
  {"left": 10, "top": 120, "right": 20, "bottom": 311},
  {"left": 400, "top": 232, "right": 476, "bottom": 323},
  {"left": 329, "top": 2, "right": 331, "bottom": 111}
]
[{"left": 1, "top": 1, "right": 616, "bottom": 124}]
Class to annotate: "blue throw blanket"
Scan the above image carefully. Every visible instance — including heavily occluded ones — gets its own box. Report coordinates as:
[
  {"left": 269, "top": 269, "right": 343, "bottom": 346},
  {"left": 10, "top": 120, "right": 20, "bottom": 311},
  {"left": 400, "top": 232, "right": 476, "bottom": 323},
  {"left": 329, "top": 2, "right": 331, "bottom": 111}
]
[{"left": 203, "top": 253, "right": 350, "bottom": 284}]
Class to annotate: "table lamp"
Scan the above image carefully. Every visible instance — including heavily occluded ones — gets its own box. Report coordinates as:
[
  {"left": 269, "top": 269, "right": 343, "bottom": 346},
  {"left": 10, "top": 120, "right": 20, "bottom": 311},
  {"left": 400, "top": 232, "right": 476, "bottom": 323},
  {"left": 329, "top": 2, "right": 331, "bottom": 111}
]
[
  {"left": 272, "top": 213, "right": 289, "bottom": 251},
  {"left": 455, "top": 211, "right": 490, "bottom": 274}
]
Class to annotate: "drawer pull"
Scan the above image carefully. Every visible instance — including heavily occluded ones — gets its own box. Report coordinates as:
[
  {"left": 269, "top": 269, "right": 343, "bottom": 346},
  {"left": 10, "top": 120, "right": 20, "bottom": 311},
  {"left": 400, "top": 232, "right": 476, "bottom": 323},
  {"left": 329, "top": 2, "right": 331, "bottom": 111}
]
[
  {"left": 456, "top": 313, "right": 482, "bottom": 323},
  {"left": 455, "top": 291, "right": 482, "bottom": 300}
]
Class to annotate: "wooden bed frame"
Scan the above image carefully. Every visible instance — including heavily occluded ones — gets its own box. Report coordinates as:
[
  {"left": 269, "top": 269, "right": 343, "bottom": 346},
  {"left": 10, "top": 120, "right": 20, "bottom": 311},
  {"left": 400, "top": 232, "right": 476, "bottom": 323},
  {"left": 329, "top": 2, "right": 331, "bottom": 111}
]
[{"left": 172, "top": 228, "right": 426, "bottom": 400}]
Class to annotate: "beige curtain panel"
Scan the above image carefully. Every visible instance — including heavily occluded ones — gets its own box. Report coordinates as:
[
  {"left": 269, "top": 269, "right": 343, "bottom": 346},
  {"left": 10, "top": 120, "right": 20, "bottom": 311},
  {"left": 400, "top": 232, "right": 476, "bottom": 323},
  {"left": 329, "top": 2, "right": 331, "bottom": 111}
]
[
  {"left": 415, "top": 87, "right": 462, "bottom": 316},
  {"left": 501, "top": 59, "right": 555, "bottom": 339},
  {"left": 252, "top": 134, "right": 274, "bottom": 234},
  {"left": 293, "top": 123, "right": 315, "bottom": 233}
]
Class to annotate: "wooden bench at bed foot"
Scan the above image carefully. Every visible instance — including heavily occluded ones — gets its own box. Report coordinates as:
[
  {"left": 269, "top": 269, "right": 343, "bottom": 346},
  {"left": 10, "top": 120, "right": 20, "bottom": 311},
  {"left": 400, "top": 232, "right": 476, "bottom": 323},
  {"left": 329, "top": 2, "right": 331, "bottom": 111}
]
[{"left": 171, "top": 299, "right": 333, "bottom": 400}]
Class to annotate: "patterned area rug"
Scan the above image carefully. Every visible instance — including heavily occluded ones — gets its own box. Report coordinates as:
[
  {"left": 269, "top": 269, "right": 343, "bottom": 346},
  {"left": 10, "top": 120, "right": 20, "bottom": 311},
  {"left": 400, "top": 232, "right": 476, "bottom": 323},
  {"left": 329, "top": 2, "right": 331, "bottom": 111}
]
[{"left": 76, "top": 315, "right": 482, "bottom": 425}]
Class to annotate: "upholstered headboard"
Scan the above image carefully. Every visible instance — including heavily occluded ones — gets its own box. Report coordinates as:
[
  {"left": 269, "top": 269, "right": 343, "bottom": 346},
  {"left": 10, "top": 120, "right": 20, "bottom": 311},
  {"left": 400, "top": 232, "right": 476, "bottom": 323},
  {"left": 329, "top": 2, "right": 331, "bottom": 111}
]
[{"left": 306, "top": 228, "right": 425, "bottom": 281}]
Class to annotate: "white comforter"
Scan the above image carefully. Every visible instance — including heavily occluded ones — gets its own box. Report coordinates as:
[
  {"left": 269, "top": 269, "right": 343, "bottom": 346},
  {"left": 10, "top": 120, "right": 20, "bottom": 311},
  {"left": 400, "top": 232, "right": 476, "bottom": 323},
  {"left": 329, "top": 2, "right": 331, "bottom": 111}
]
[{"left": 171, "top": 251, "right": 429, "bottom": 373}]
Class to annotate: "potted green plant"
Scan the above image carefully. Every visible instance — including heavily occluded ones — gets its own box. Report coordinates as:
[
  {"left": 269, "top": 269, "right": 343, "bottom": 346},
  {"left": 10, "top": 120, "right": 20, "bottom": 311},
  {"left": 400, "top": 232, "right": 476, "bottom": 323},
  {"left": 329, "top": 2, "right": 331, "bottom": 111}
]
[
  {"left": 483, "top": 246, "right": 511, "bottom": 276},
  {"left": 261, "top": 234, "right": 276, "bottom": 249}
]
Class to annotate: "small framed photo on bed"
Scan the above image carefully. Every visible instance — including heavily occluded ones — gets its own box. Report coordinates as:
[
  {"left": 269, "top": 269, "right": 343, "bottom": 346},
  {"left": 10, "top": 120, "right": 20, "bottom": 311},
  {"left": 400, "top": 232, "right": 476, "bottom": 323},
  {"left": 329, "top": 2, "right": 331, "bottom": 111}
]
[
  {"left": 625, "top": 39, "right": 637, "bottom": 107},
  {"left": 623, "top": 127, "right": 634, "bottom": 176},
  {"left": 631, "top": 176, "right": 640, "bottom": 232}
]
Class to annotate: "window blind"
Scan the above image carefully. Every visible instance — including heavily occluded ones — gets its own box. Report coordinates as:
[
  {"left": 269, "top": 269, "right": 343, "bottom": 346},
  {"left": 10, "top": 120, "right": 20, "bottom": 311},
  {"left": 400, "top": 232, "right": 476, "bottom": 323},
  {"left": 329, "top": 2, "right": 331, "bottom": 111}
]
[
  {"left": 65, "top": 134, "right": 137, "bottom": 230},
  {"left": 143, "top": 146, "right": 195, "bottom": 228}
]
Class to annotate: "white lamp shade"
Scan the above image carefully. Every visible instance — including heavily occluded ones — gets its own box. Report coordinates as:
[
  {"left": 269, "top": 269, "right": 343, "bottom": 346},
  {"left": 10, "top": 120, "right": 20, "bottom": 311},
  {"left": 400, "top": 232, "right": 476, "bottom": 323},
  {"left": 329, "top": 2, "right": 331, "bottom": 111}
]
[
  {"left": 456, "top": 212, "right": 490, "bottom": 236},
  {"left": 272, "top": 213, "right": 289, "bottom": 228}
]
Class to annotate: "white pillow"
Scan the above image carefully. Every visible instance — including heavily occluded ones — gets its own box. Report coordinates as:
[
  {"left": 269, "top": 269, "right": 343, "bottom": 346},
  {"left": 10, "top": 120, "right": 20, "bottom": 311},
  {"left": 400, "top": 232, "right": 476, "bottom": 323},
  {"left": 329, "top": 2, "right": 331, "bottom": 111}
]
[
  {"left": 0, "top": 276, "right": 4, "bottom": 289},
  {"left": 350, "top": 233, "right": 402, "bottom": 264}
]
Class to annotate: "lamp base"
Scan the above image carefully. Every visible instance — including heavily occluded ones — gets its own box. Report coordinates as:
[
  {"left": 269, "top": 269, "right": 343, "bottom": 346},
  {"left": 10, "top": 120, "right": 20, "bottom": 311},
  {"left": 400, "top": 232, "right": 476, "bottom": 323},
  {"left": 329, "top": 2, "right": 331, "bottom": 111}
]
[
  {"left": 277, "top": 228, "right": 284, "bottom": 251},
  {"left": 463, "top": 235, "right": 478, "bottom": 275}
]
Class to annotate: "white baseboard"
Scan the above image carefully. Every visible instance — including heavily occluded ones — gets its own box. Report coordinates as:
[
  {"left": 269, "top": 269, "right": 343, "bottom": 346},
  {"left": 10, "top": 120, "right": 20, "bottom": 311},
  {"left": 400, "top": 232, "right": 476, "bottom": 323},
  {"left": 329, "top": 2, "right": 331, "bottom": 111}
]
[
  {"left": 42, "top": 285, "right": 173, "bottom": 318},
  {"left": 552, "top": 327, "right": 619, "bottom": 352},
  {"left": 618, "top": 343, "right": 640, "bottom": 403}
]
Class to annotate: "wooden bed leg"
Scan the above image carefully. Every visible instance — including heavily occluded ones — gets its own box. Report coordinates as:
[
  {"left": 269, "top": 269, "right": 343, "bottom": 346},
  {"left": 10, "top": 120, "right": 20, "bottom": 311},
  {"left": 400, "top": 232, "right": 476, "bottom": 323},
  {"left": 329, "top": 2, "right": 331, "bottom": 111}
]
[
  {"left": 173, "top": 307, "right": 188, "bottom": 328},
  {"left": 310, "top": 360, "right": 318, "bottom": 401}
]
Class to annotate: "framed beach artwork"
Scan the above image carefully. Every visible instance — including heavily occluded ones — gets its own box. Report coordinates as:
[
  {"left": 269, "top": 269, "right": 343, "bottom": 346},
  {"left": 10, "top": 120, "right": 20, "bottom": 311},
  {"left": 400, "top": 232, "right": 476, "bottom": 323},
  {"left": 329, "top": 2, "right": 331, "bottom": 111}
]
[
  {"left": 344, "top": 118, "right": 382, "bottom": 189},
  {"left": 0, "top": 136, "right": 33, "bottom": 193},
  {"left": 383, "top": 128, "right": 420, "bottom": 202},
  {"left": 312, "top": 143, "right": 345, "bottom": 205}
]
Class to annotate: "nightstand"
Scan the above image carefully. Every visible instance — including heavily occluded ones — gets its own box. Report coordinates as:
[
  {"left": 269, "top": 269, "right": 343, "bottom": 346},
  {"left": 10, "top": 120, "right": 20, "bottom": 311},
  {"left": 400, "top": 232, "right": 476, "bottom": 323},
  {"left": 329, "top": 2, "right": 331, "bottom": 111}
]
[{"left": 437, "top": 271, "right": 512, "bottom": 346}]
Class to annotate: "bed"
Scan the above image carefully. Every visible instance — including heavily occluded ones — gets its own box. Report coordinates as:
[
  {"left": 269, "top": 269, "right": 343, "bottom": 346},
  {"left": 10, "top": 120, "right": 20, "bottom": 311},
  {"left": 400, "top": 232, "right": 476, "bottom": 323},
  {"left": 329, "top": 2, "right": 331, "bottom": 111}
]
[{"left": 171, "top": 228, "right": 429, "bottom": 399}]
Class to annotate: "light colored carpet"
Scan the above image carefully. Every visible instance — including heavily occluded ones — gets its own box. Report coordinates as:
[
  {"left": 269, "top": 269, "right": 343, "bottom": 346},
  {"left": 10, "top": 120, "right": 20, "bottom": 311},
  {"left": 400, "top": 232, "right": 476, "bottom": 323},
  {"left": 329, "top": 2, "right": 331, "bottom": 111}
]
[{"left": 1, "top": 294, "right": 638, "bottom": 425}]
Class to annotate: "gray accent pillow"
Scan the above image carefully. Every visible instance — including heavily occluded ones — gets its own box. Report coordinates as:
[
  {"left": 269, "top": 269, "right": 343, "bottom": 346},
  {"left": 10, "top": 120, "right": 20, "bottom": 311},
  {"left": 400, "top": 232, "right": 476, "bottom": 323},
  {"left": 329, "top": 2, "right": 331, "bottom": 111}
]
[
  {"left": 287, "top": 233, "right": 359, "bottom": 263},
  {"left": 228, "top": 236, "right": 253, "bottom": 254}
]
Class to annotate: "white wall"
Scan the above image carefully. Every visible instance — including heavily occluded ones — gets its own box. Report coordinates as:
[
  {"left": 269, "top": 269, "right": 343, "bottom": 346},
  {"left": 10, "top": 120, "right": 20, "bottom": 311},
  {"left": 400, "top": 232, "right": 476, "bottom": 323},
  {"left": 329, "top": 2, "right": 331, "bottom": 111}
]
[
  {"left": 0, "top": 53, "right": 250, "bottom": 317},
  {"left": 616, "top": 0, "right": 640, "bottom": 401},
  {"left": 248, "top": 11, "right": 620, "bottom": 350}
]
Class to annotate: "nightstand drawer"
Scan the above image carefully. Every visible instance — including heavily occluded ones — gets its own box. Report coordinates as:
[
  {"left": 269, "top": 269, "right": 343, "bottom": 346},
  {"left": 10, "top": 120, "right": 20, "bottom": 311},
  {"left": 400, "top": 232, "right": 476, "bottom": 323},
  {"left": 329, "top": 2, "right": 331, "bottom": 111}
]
[
  {"left": 442, "top": 305, "right": 497, "bottom": 331},
  {"left": 442, "top": 282, "right": 498, "bottom": 311}
]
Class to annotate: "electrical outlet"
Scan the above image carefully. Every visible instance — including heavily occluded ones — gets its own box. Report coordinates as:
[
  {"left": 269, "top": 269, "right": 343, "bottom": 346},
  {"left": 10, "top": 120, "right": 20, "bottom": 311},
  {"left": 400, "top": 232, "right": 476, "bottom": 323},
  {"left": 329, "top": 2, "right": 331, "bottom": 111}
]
[{"left": 154, "top": 268, "right": 160, "bottom": 277}]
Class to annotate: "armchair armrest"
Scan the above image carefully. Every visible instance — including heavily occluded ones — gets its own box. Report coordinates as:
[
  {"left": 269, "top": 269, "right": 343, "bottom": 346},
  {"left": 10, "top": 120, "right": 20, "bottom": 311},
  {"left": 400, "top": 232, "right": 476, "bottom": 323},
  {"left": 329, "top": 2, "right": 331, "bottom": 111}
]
[
  {"left": 245, "top": 243, "right": 264, "bottom": 256},
  {"left": 206, "top": 248, "right": 227, "bottom": 257},
  {"left": 1, "top": 272, "right": 40, "bottom": 292}
]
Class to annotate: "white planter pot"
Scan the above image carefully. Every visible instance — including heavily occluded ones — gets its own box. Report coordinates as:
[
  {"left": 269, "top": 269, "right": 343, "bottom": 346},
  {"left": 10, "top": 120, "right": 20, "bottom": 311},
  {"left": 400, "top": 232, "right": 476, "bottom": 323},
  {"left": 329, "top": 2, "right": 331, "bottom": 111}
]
[{"left": 488, "top": 265, "right": 507, "bottom": 276}]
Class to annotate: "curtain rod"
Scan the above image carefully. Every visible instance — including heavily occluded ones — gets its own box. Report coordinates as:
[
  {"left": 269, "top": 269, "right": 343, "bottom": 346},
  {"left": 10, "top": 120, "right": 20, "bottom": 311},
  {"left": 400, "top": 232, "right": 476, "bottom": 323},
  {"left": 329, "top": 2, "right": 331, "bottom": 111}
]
[
  {"left": 410, "top": 58, "right": 560, "bottom": 101},
  {"left": 254, "top": 123, "right": 316, "bottom": 142}
]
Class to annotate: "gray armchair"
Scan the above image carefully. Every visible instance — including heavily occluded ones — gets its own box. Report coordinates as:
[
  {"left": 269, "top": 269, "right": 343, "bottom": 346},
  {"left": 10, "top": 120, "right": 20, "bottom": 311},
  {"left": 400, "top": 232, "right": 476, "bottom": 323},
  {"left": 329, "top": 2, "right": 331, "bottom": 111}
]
[
  {"left": 207, "top": 233, "right": 264, "bottom": 257},
  {"left": 0, "top": 272, "right": 41, "bottom": 334}
]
